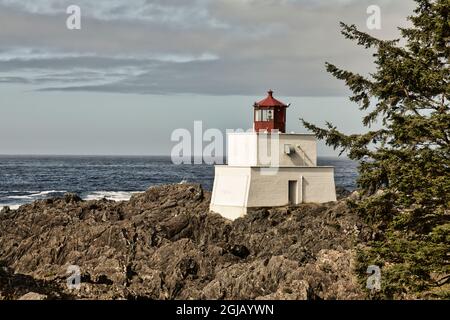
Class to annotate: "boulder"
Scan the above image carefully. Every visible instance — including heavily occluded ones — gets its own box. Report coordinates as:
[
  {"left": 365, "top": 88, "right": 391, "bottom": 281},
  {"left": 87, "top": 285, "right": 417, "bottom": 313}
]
[{"left": 18, "top": 292, "right": 48, "bottom": 300}]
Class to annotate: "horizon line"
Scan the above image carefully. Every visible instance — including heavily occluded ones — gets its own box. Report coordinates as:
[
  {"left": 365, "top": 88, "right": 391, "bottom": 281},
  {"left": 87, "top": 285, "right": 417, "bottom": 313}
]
[{"left": 0, "top": 153, "right": 349, "bottom": 159}]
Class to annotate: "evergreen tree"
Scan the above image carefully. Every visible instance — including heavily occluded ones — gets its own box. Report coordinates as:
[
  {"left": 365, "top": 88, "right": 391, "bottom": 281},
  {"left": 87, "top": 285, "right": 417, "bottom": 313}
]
[{"left": 301, "top": 0, "right": 449, "bottom": 298}]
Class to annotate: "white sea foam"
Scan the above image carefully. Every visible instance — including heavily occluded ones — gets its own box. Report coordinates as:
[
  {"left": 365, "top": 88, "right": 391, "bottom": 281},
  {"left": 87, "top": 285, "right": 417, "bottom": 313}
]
[
  {"left": 2, "top": 190, "right": 139, "bottom": 210},
  {"left": 6, "top": 190, "right": 66, "bottom": 200},
  {"left": 7, "top": 195, "right": 32, "bottom": 200},
  {"left": 32, "top": 190, "right": 66, "bottom": 196},
  {"left": 83, "top": 191, "right": 140, "bottom": 202},
  {"left": 3, "top": 190, "right": 67, "bottom": 209},
  {"left": 1, "top": 204, "right": 21, "bottom": 210}
]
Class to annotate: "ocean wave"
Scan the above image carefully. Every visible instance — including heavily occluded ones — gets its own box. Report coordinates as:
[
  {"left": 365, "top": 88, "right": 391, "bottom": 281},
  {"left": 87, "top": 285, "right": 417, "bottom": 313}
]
[
  {"left": 1, "top": 191, "right": 140, "bottom": 209},
  {"left": 0, "top": 190, "right": 39, "bottom": 194},
  {"left": 7, "top": 195, "right": 33, "bottom": 199},
  {"left": 1, "top": 204, "right": 21, "bottom": 210},
  {"left": 83, "top": 191, "right": 141, "bottom": 202},
  {"left": 6, "top": 190, "right": 66, "bottom": 200},
  {"left": 32, "top": 190, "right": 66, "bottom": 196}
]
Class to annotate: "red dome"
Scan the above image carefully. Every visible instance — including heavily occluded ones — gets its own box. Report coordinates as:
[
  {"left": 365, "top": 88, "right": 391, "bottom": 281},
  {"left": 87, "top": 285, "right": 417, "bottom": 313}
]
[{"left": 254, "top": 90, "right": 288, "bottom": 108}]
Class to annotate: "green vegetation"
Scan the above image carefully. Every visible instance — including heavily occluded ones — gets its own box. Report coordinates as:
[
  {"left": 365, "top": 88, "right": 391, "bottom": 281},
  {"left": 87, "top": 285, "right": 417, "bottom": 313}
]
[{"left": 302, "top": 0, "right": 449, "bottom": 299}]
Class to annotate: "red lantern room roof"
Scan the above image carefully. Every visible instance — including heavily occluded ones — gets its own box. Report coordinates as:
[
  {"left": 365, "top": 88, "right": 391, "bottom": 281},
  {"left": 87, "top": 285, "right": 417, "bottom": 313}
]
[{"left": 254, "top": 90, "right": 288, "bottom": 108}]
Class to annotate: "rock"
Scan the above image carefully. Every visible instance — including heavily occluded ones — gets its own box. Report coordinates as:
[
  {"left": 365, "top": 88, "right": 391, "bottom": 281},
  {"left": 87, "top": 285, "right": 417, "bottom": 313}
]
[
  {"left": 348, "top": 190, "right": 361, "bottom": 201},
  {"left": 63, "top": 193, "right": 82, "bottom": 203},
  {"left": 336, "top": 187, "right": 352, "bottom": 200},
  {"left": 18, "top": 292, "right": 48, "bottom": 300},
  {"left": 178, "top": 257, "right": 199, "bottom": 279},
  {"left": 161, "top": 200, "right": 177, "bottom": 209},
  {"left": 0, "top": 183, "right": 367, "bottom": 300},
  {"left": 229, "top": 244, "right": 250, "bottom": 259},
  {"left": 0, "top": 206, "right": 11, "bottom": 215},
  {"left": 257, "top": 280, "right": 310, "bottom": 300}
]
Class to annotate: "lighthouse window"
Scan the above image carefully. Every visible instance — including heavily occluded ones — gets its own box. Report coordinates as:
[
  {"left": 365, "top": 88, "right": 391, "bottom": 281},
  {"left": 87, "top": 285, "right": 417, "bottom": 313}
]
[
  {"left": 255, "top": 110, "right": 261, "bottom": 121},
  {"left": 256, "top": 109, "right": 274, "bottom": 121}
]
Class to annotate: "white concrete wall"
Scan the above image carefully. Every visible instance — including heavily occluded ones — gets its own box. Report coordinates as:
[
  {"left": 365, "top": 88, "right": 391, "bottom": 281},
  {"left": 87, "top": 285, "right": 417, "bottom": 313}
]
[
  {"left": 227, "top": 132, "right": 317, "bottom": 167},
  {"left": 246, "top": 167, "right": 336, "bottom": 207},
  {"left": 257, "top": 134, "right": 317, "bottom": 167},
  {"left": 298, "top": 167, "right": 337, "bottom": 203},
  {"left": 210, "top": 166, "right": 251, "bottom": 220},
  {"left": 227, "top": 133, "right": 258, "bottom": 166},
  {"left": 212, "top": 132, "right": 334, "bottom": 220},
  {"left": 245, "top": 168, "right": 295, "bottom": 207},
  {"left": 209, "top": 204, "right": 247, "bottom": 220},
  {"left": 210, "top": 165, "right": 337, "bottom": 220}
]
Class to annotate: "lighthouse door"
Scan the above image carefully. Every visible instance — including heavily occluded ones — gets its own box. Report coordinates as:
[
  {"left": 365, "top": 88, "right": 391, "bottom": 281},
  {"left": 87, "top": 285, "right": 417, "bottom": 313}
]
[{"left": 288, "top": 180, "right": 298, "bottom": 205}]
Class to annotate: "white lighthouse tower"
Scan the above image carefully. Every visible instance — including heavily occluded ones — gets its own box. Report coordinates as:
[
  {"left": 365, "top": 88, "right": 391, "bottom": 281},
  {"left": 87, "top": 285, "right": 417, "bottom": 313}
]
[{"left": 210, "top": 90, "right": 337, "bottom": 220}]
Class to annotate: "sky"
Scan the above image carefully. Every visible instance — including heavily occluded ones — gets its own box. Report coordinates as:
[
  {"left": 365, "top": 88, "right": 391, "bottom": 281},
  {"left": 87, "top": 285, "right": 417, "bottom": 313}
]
[{"left": 0, "top": 0, "right": 417, "bottom": 156}]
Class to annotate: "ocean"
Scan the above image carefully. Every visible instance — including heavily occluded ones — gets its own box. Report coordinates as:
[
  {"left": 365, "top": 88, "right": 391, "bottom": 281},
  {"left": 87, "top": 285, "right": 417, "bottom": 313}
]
[{"left": 0, "top": 156, "right": 358, "bottom": 209}]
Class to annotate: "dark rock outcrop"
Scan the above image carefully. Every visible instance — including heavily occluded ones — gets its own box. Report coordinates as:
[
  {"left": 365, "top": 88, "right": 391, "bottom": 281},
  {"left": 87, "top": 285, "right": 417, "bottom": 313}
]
[{"left": 0, "top": 184, "right": 370, "bottom": 300}]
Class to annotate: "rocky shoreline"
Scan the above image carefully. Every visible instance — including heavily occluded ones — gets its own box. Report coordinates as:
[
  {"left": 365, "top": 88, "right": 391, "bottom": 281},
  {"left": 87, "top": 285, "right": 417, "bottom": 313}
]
[{"left": 0, "top": 183, "right": 370, "bottom": 300}]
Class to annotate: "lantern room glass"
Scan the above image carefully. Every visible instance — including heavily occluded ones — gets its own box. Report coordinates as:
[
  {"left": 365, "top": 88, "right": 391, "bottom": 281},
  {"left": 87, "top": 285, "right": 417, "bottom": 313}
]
[{"left": 255, "top": 108, "right": 274, "bottom": 122}]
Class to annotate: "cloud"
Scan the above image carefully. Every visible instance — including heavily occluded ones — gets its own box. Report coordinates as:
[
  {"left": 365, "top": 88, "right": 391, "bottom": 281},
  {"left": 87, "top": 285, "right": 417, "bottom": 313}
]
[
  {"left": 0, "top": 0, "right": 416, "bottom": 96},
  {"left": 0, "top": 47, "right": 218, "bottom": 64},
  {"left": 0, "top": 47, "right": 220, "bottom": 90},
  {"left": 0, "top": 0, "right": 226, "bottom": 28}
]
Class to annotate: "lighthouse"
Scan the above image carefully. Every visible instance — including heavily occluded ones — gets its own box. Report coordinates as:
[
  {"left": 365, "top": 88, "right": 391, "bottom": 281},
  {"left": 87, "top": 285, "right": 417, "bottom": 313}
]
[{"left": 210, "top": 90, "right": 337, "bottom": 220}]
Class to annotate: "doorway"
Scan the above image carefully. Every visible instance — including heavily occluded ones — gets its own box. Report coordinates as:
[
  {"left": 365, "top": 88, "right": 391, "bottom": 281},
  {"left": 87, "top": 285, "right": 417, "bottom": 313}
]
[{"left": 288, "top": 180, "right": 298, "bottom": 205}]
